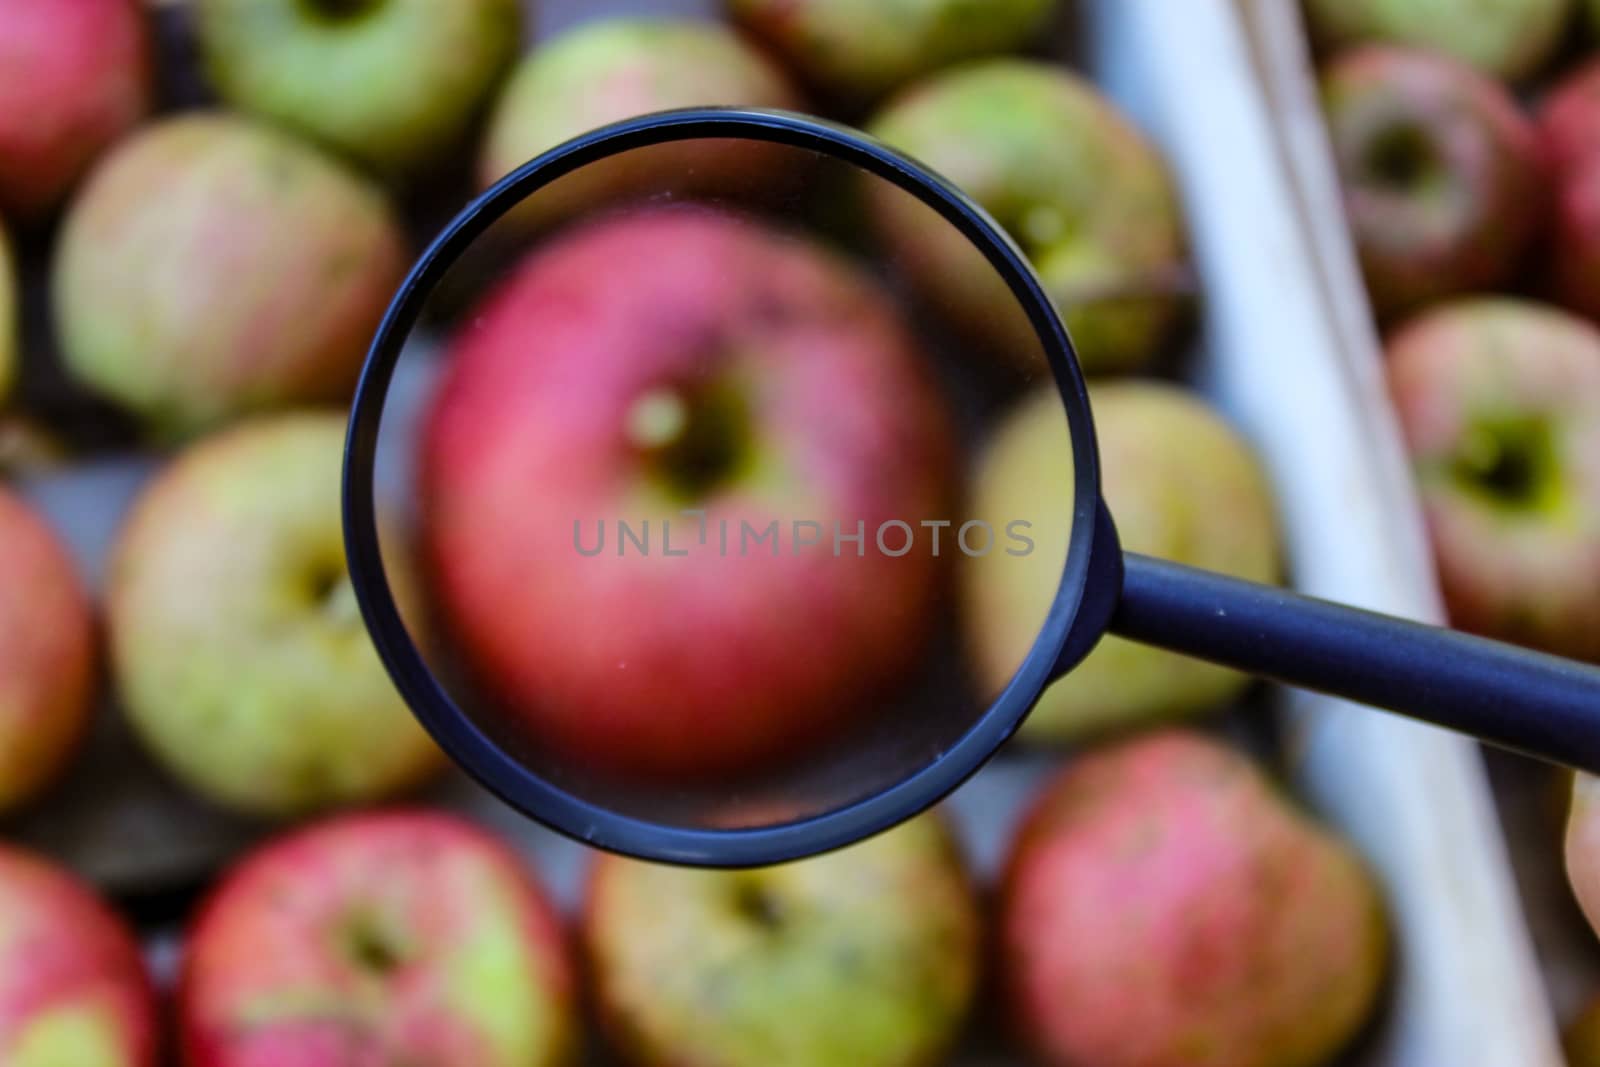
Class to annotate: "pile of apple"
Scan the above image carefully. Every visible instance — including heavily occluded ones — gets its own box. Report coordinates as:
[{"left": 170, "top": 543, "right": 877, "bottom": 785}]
[
  {"left": 0, "top": 1, "right": 1392, "bottom": 1065},
  {"left": 1307, "top": 1, "right": 1600, "bottom": 1059}
]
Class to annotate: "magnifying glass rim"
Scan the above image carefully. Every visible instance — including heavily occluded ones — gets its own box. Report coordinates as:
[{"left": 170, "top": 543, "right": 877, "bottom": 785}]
[{"left": 343, "top": 106, "right": 1104, "bottom": 867}]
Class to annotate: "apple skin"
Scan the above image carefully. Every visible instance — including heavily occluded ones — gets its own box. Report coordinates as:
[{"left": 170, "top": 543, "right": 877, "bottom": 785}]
[
  {"left": 1001, "top": 732, "right": 1388, "bottom": 1067},
  {"left": 868, "top": 61, "right": 1187, "bottom": 375},
  {"left": 1386, "top": 298, "right": 1600, "bottom": 660},
  {"left": 479, "top": 17, "right": 802, "bottom": 218},
  {"left": 1305, "top": 0, "right": 1573, "bottom": 81},
  {"left": 0, "top": 844, "right": 158, "bottom": 1067},
  {"left": 962, "top": 382, "right": 1281, "bottom": 742},
  {"left": 0, "top": 220, "right": 15, "bottom": 403},
  {"left": 180, "top": 810, "right": 577, "bottom": 1067},
  {"left": 53, "top": 114, "right": 407, "bottom": 440},
  {"left": 0, "top": 489, "right": 94, "bottom": 814},
  {"left": 1537, "top": 60, "right": 1600, "bottom": 323},
  {"left": 424, "top": 206, "right": 954, "bottom": 780},
  {"left": 725, "top": 0, "right": 1056, "bottom": 105},
  {"left": 584, "top": 814, "right": 980, "bottom": 1067},
  {"left": 108, "top": 413, "right": 444, "bottom": 818},
  {"left": 0, "top": 0, "right": 151, "bottom": 220},
  {"left": 197, "top": 0, "right": 521, "bottom": 176},
  {"left": 1321, "top": 45, "right": 1545, "bottom": 320}
]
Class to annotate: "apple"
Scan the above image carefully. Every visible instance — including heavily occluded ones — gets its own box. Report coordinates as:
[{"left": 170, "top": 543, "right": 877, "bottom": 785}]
[
  {"left": 197, "top": 0, "right": 522, "bottom": 176},
  {"left": 962, "top": 381, "right": 1281, "bottom": 742},
  {"left": 478, "top": 17, "right": 802, "bottom": 221},
  {"left": 0, "top": 0, "right": 151, "bottom": 220},
  {"left": 0, "top": 843, "right": 157, "bottom": 1067},
  {"left": 1304, "top": 0, "right": 1573, "bottom": 81},
  {"left": 0, "top": 219, "right": 15, "bottom": 403},
  {"left": 180, "top": 810, "right": 577, "bottom": 1067},
  {"left": 53, "top": 113, "right": 407, "bottom": 440},
  {"left": 108, "top": 412, "right": 444, "bottom": 817},
  {"left": 0, "top": 489, "right": 94, "bottom": 814},
  {"left": 1386, "top": 298, "right": 1600, "bottom": 660},
  {"left": 1568, "top": 990, "right": 1600, "bottom": 1066},
  {"left": 868, "top": 60, "right": 1188, "bottom": 376},
  {"left": 725, "top": 0, "right": 1057, "bottom": 105},
  {"left": 423, "top": 206, "right": 955, "bottom": 780},
  {"left": 1538, "top": 60, "right": 1600, "bottom": 323},
  {"left": 1320, "top": 45, "right": 1545, "bottom": 320},
  {"left": 1001, "top": 731, "right": 1388, "bottom": 1067},
  {"left": 584, "top": 814, "right": 980, "bottom": 1067},
  {"left": 1567, "top": 773, "right": 1600, "bottom": 938}
]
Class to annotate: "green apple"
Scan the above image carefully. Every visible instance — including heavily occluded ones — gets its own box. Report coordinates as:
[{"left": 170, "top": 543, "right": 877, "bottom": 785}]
[
  {"left": 478, "top": 17, "right": 801, "bottom": 219},
  {"left": 0, "top": 219, "right": 14, "bottom": 404},
  {"left": 53, "top": 114, "right": 406, "bottom": 440},
  {"left": 963, "top": 381, "right": 1281, "bottom": 742},
  {"left": 1305, "top": 0, "right": 1573, "bottom": 81},
  {"left": 584, "top": 815, "right": 980, "bottom": 1067},
  {"left": 869, "top": 61, "right": 1187, "bottom": 375},
  {"left": 197, "top": 0, "right": 521, "bottom": 175},
  {"left": 108, "top": 412, "right": 443, "bottom": 817},
  {"left": 725, "top": 0, "right": 1057, "bottom": 104}
]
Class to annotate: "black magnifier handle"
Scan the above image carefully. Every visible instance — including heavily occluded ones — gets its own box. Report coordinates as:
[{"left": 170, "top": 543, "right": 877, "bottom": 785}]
[{"left": 1111, "top": 553, "right": 1600, "bottom": 771}]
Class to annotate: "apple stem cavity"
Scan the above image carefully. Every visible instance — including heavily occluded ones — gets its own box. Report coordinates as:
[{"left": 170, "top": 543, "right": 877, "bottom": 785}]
[
  {"left": 297, "top": 0, "right": 380, "bottom": 23},
  {"left": 732, "top": 881, "right": 785, "bottom": 931},
  {"left": 1454, "top": 418, "right": 1557, "bottom": 508},
  {"left": 1365, "top": 123, "right": 1440, "bottom": 189},
  {"left": 626, "top": 381, "right": 751, "bottom": 501}
]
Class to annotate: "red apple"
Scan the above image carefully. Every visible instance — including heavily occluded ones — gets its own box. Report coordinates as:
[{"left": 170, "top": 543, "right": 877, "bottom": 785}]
[
  {"left": 180, "top": 810, "right": 577, "bottom": 1067},
  {"left": 1538, "top": 60, "right": 1600, "bottom": 322},
  {"left": 1321, "top": 45, "right": 1545, "bottom": 319},
  {"left": 53, "top": 114, "right": 407, "bottom": 439},
  {"left": 0, "top": 843, "right": 157, "bottom": 1067},
  {"left": 424, "top": 206, "right": 954, "bottom": 780},
  {"left": 0, "top": 0, "right": 151, "bottom": 220},
  {"left": 0, "top": 488, "right": 95, "bottom": 814},
  {"left": 1001, "top": 732, "right": 1388, "bottom": 1067},
  {"left": 1387, "top": 298, "right": 1600, "bottom": 660},
  {"left": 584, "top": 814, "right": 980, "bottom": 1067}
]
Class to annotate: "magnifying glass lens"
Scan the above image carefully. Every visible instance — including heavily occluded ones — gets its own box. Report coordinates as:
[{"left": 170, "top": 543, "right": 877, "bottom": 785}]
[{"left": 365, "top": 130, "right": 1076, "bottom": 841}]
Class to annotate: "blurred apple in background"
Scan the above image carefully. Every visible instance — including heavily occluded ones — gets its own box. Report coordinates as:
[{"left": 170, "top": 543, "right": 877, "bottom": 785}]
[
  {"left": 869, "top": 61, "right": 1187, "bottom": 375},
  {"left": 1304, "top": 0, "right": 1573, "bottom": 81},
  {"left": 964, "top": 382, "right": 1280, "bottom": 742},
  {"left": 109, "top": 413, "right": 443, "bottom": 817},
  {"left": 424, "top": 207, "right": 954, "bottom": 780},
  {"left": 1321, "top": 46, "right": 1545, "bottom": 320},
  {"left": 0, "top": 844, "right": 157, "bottom": 1067},
  {"left": 725, "top": 0, "right": 1057, "bottom": 105},
  {"left": 0, "top": 489, "right": 94, "bottom": 815},
  {"left": 1570, "top": 774, "right": 1600, "bottom": 938},
  {"left": 479, "top": 17, "right": 801, "bottom": 218},
  {"left": 584, "top": 814, "right": 979, "bottom": 1067},
  {"left": 1002, "top": 732, "right": 1388, "bottom": 1067},
  {"left": 53, "top": 114, "right": 406, "bottom": 440},
  {"left": 197, "top": 0, "right": 522, "bottom": 176},
  {"left": 0, "top": 220, "right": 14, "bottom": 404},
  {"left": 0, "top": 0, "right": 151, "bottom": 220},
  {"left": 1539, "top": 60, "right": 1600, "bottom": 322},
  {"left": 181, "top": 811, "right": 577, "bottom": 1067},
  {"left": 1387, "top": 299, "right": 1600, "bottom": 660}
]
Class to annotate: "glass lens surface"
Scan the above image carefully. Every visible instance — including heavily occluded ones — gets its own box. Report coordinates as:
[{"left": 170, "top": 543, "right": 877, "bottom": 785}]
[{"left": 366, "top": 134, "right": 1075, "bottom": 833}]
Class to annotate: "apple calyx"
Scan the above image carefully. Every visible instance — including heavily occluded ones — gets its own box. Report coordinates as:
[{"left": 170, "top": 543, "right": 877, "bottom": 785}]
[
  {"left": 341, "top": 911, "right": 412, "bottom": 977},
  {"left": 297, "top": 0, "right": 381, "bottom": 24},
  {"left": 1451, "top": 416, "right": 1560, "bottom": 510},
  {"left": 1362, "top": 122, "right": 1443, "bottom": 194},
  {"left": 626, "top": 379, "right": 752, "bottom": 502},
  {"left": 731, "top": 879, "right": 786, "bottom": 932}
]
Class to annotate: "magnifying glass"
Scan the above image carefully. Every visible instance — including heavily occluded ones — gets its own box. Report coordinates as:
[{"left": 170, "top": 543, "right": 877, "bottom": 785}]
[{"left": 344, "top": 108, "right": 1600, "bottom": 868}]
